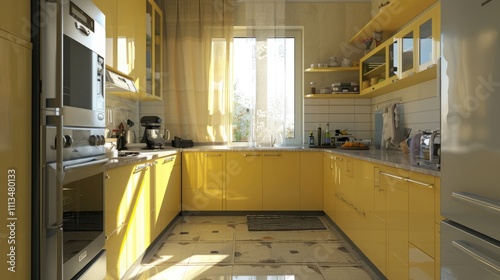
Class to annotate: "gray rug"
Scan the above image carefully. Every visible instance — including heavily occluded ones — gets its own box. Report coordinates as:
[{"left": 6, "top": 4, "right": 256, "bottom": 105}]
[{"left": 247, "top": 215, "right": 327, "bottom": 231}]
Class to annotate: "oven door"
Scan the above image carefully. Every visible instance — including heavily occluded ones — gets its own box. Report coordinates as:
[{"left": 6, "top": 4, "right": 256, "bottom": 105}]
[{"left": 44, "top": 157, "right": 108, "bottom": 280}]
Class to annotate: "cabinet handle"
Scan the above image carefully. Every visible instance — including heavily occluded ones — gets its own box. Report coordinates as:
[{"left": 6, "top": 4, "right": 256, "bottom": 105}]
[
  {"left": 151, "top": 161, "right": 158, "bottom": 165},
  {"left": 105, "top": 222, "right": 128, "bottom": 240},
  {"left": 406, "top": 178, "right": 433, "bottom": 188},
  {"left": 205, "top": 154, "right": 222, "bottom": 157},
  {"left": 452, "top": 240, "right": 500, "bottom": 273},
  {"left": 452, "top": 192, "right": 500, "bottom": 215},
  {"left": 333, "top": 156, "right": 343, "bottom": 161},
  {"left": 105, "top": 174, "right": 110, "bottom": 179},
  {"left": 163, "top": 157, "right": 175, "bottom": 164},
  {"left": 243, "top": 154, "right": 261, "bottom": 157},
  {"left": 379, "top": 171, "right": 405, "bottom": 181},
  {"left": 263, "top": 154, "right": 281, "bottom": 157},
  {"left": 134, "top": 164, "right": 149, "bottom": 173}
]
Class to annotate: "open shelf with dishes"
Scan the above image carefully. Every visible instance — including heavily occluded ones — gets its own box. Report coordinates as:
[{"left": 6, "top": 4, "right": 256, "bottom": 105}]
[
  {"left": 304, "top": 66, "right": 361, "bottom": 99},
  {"left": 305, "top": 66, "right": 359, "bottom": 73}
]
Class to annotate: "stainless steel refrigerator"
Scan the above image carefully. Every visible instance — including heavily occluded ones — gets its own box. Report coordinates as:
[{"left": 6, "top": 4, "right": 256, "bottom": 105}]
[{"left": 440, "top": 0, "right": 500, "bottom": 279}]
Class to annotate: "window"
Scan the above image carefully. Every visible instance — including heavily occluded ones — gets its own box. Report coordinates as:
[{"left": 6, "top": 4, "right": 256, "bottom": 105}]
[{"left": 230, "top": 28, "right": 303, "bottom": 146}]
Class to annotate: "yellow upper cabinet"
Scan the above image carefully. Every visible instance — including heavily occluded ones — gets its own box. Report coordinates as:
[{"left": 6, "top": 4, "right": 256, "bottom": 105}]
[
  {"left": 94, "top": 0, "right": 162, "bottom": 100},
  {"left": 359, "top": 3, "right": 440, "bottom": 98},
  {"left": 0, "top": 1, "right": 31, "bottom": 41}
]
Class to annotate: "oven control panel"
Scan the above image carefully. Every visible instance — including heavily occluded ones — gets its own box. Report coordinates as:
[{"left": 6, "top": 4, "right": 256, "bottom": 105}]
[{"left": 44, "top": 126, "right": 106, "bottom": 162}]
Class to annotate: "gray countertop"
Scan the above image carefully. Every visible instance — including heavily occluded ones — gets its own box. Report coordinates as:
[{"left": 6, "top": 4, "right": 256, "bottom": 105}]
[{"left": 106, "top": 145, "right": 440, "bottom": 177}]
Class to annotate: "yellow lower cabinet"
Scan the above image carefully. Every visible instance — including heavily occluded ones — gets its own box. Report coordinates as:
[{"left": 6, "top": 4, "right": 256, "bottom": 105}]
[
  {"left": 104, "top": 164, "right": 134, "bottom": 280},
  {"left": 127, "top": 162, "right": 152, "bottom": 267},
  {"left": 369, "top": 213, "right": 387, "bottom": 276},
  {"left": 383, "top": 166, "right": 409, "bottom": 280},
  {"left": 409, "top": 242, "right": 435, "bottom": 280},
  {"left": 225, "top": 152, "right": 263, "bottom": 210},
  {"left": 299, "top": 152, "right": 323, "bottom": 210},
  {"left": 409, "top": 172, "right": 436, "bottom": 258},
  {"left": 323, "top": 153, "right": 336, "bottom": 219},
  {"left": 352, "top": 159, "right": 374, "bottom": 254},
  {"left": 262, "top": 152, "right": 300, "bottom": 210},
  {"left": 152, "top": 155, "right": 181, "bottom": 239},
  {"left": 104, "top": 230, "right": 127, "bottom": 280},
  {"left": 182, "top": 152, "right": 224, "bottom": 211}
]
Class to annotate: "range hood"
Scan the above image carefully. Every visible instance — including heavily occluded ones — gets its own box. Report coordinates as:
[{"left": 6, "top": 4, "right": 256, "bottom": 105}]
[{"left": 105, "top": 68, "right": 137, "bottom": 93}]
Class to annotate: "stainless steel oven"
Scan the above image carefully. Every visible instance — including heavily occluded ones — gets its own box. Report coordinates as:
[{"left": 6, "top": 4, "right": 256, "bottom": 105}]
[
  {"left": 42, "top": 0, "right": 106, "bottom": 128},
  {"left": 40, "top": 0, "right": 108, "bottom": 279}
]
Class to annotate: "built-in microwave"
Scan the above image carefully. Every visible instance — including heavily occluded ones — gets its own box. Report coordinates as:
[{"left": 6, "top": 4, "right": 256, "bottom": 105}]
[{"left": 42, "top": 0, "right": 106, "bottom": 128}]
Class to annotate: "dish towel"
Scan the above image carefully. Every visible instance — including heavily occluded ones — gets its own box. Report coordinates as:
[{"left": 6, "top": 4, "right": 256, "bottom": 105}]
[{"left": 382, "top": 103, "right": 397, "bottom": 148}]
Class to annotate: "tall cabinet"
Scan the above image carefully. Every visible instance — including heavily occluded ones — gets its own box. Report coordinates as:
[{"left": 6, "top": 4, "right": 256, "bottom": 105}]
[{"left": 0, "top": 1, "right": 32, "bottom": 278}]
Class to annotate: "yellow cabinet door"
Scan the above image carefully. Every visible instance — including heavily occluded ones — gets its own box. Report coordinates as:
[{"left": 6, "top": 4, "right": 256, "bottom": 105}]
[
  {"left": 182, "top": 152, "right": 224, "bottom": 211},
  {"left": 323, "top": 153, "right": 336, "bottom": 219},
  {"left": 126, "top": 162, "right": 151, "bottom": 267},
  {"left": 225, "top": 152, "right": 263, "bottom": 210},
  {"left": 93, "top": 0, "right": 117, "bottom": 68},
  {"left": 299, "top": 152, "right": 323, "bottom": 210},
  {"left": 409, "top": 242, "right": 434, "bottom": 280},
  {"left": 104, "top": 230, "right": 128, "bottom": 280},
  {"left": 104, "top": 164, "right": 134, "bottom": 238},
  {"left": 383, "top": 166, "right": 409, "bottom": 280},
  {"left": 415, "top": 3, "right": 440, "bottom": 72},
  {"left": 152, "top": 155, "right": 181, "bottom": 239},
  {"left": 262, "top": 152, "right": 300, "bottom": 210},
  {"left": 409, "top": 172, "right": 436, "bottom": 258},
  {"left": 0, "top": 1, "right": 30, "bottom": 41},
  {"left": 352, "top": 159, "right": 374, "bottom": 254}
]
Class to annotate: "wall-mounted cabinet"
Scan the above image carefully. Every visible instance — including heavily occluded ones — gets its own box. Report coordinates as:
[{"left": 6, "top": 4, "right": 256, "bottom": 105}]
[
  {"left": 359, "top": 3, "right": 440, "bottom": 98},
  {"left": 94, "top": 0, "right": 163, "bottom": 101}
]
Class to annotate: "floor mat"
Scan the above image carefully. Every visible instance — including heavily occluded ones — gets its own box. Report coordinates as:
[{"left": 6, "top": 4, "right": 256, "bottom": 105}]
[{"left": 246, "top": 215, "right": 327, "bottom": 231}]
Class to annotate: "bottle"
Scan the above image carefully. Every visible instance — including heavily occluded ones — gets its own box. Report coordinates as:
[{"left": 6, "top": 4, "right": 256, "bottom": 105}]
[
  {"left": 317, "top": 124, "right": 322, "bottom": 146},
  {"left": 310, "top": 82, "right": 316, "bottom": 94},
  {"left": 324, "top": 123, "right": 331, "bottom": 146},
  {"left": 308, "top": 131, "right": 315, "bottom": 147}
]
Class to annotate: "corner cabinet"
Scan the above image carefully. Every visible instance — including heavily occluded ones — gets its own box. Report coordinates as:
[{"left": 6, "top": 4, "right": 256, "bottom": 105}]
[
  {"left": 359, "top": 3, "right": 440, "bottom": 97},
  {"left": 94, "top": 0, "right": 163, "bottom": 101}
]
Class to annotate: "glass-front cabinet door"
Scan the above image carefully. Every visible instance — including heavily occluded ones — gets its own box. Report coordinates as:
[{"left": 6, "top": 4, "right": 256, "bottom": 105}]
[
  {"left": 146, "top": 0, "right": 162, "bottom": 99},
  {"left": 387, "top": 38, "right": 399, "bottom": 81},
  {"left": 401, "top": 30, "right": 415, "bottom": 78},
  {"left": 416, "top": 4, "right": 439, "bottom": 71}
]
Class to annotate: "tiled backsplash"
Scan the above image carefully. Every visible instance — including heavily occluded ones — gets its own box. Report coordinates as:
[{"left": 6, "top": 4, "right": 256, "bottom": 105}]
[{"left": 304, "top": 79, "right": 440, "bottom": 145}]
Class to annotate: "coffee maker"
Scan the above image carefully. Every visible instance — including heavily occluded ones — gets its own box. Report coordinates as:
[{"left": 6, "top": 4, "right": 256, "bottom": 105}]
[{"left": 140, "top": 116, "right": 163, "bottom": 149}]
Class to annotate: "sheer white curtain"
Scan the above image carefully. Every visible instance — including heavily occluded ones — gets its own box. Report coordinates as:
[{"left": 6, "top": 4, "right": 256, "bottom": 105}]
[{"left": 162, "top": 0, "right": 295, "bottom": 146}]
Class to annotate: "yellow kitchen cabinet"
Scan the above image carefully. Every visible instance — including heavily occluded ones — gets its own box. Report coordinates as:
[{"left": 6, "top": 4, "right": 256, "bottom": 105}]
[
  {"left": 182, "top": 152, "right": 224, "bottom": 211},
  {"left": 0, "top": 28, "right": 32, "bottom": 280},
  {"left": 225, "top": 152, "right": 263, "bottom": 210},
  {"left": 104, "top": 230, "right": 127, "bottom": 280},
  {"left": 0, "top": 1, "right": 30, "bottom": 41},
  {"left": 368, "top": 166, "right": 388, "bottom": 276},
  {"left": 299, "top": 152, "right": 323, "bottom": 210},
  {"left": 333, "top": 154, "right": 354, "bottom": 234},
  {"left": 409, "top": 172, "right": 435, "bottom": 258},
  {"left": 383, "top": 166, "right": 409, "bottom": 280},
  {"left": 93, "top": 0, "right": 117, "bottom": 68},
  {"left": 126, "top": 161, "right": 152, "bottom": 268},
  {"left": 262, "top": 152, "right": 300, "bottom": 210},
  {"left": 351, "top": 159, "right": 374, "bottom": 254},
  {"left": 323, "top": 153, "right": 336, "bottom": 219},
  {"left": 104, "top": 164, "right": 134, "bottom": 238},
  {"left": 151, "top": 154, "right": 181, "bottom": 239},
  {"left": 95, "top": 0, "right": 162, "bottom": 100},
  {"left": 409, "top": 243, "right": 434, "bottom": 280}
]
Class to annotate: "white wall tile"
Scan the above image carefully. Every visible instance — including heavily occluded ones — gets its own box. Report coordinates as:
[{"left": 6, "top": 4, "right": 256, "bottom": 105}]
[
  {"left": 304, "top": 105, "right": 330, "bottom": 114},
  {"left": 329, "top": 99, "right": 356, "bottom": 105},
  {"left": 329, "top": 105, "right": 355, "bottom": 114},
  {"left": 354, "top": 113, "right": 371, "bottom": 123},
  {"left": 330, "top": 114, "right": 355, "bottom": 123},
  {"left": 354, "top": 105, "right": 372, "bottom": 114}
]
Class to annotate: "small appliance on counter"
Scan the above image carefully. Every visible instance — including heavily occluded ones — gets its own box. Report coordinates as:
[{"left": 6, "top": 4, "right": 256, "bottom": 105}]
[
  {"left": 140, "top": 116, "right": 166, "bottom": 149},
  {"left": 172, "top": 136, "right": 194, "bottom": 148},
  {"left": 416, "top": 129, "right": 440, "bottom": 169}
]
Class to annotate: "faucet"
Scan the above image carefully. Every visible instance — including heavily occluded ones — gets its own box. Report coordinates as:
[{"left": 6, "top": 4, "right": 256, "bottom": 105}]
[{"left": 429, "top": 130, "right": 440, "bottom": 162}]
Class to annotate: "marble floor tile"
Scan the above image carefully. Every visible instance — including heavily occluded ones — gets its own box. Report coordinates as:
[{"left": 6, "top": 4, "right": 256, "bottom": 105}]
[
  {"left": 182, "top": 264, "right": 233, "bottom": 280},
  {"left": 320, "top": 265, "right": 374, "bottom": 280},
  {"left": 166, "top": 223, "right": 236, "bottom": 241},
  {"left": 234, "top": 224, "right": 339, "bottom": 242},
  {"left": 151, "top": 241, "right": 234, "bottom": 264},
  {"left": 179, "top": 215, "right": 247, "bottom": 225},
  {"left": 234, "top": 241, "right": 357, "bottom": 264},
  {"left": 232, "top": 264, "right": 325, "bottom": 280},
  {"left": 134, "top": 264, "right": 187, "bottom": 280}
]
